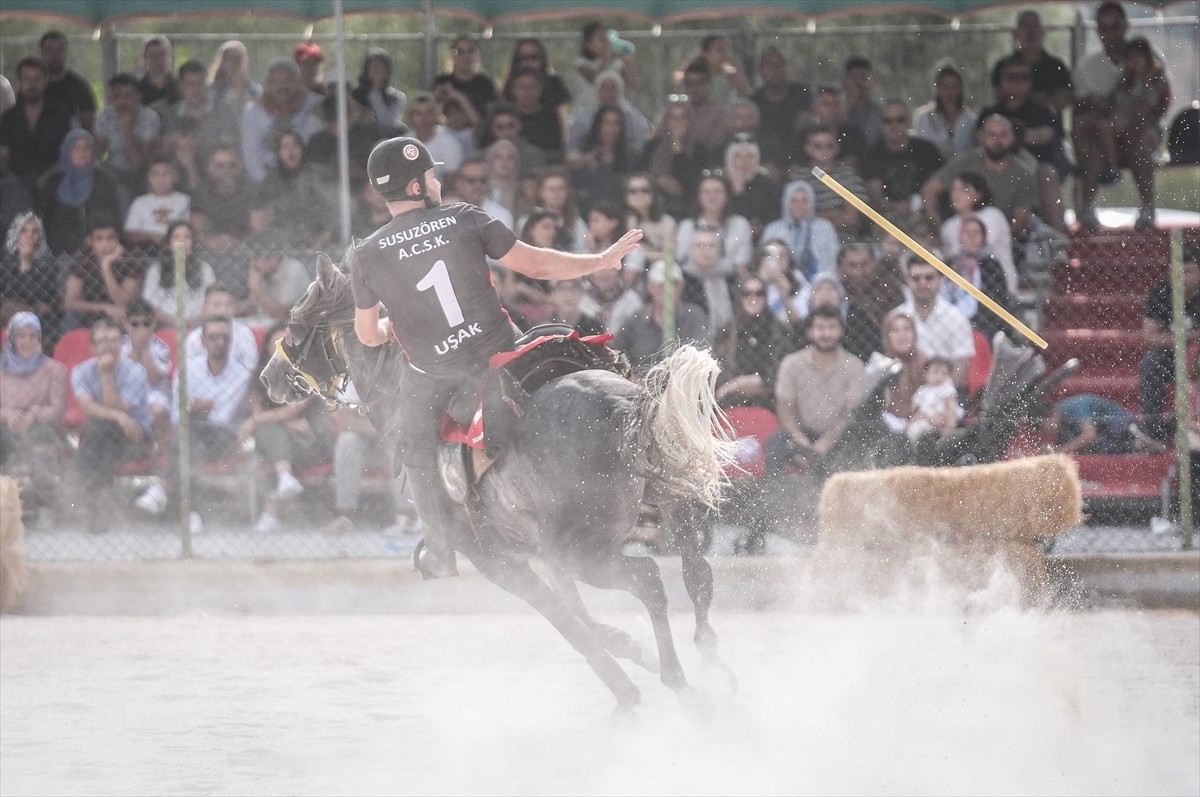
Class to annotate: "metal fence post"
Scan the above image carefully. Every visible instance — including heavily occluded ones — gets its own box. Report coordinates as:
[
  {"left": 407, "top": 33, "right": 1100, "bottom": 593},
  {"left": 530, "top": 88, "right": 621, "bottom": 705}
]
[
  {"left": 174, "top": 243, "right": 193, "bottom": 558},
  {"left": 662, "top": 244, "right": 677, "bottom": 355},
  {"left": 1170, "top": 229, "right": 1194, "bottom": 540}
]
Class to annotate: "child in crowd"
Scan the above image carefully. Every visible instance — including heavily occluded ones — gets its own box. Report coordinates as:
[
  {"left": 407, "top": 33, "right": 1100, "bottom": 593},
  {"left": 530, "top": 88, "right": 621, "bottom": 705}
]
[
  {"left": 906, "top": 356, "right": 961, "bottom": 440},
  {"left": 123, "top": 156, "right": 190, "bottom": 247}
]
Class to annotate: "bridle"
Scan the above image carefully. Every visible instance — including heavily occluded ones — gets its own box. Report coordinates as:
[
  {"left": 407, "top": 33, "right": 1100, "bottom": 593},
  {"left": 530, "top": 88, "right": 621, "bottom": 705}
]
[{"left": 273, "top": 321, "right": 354, "bottom": 409}]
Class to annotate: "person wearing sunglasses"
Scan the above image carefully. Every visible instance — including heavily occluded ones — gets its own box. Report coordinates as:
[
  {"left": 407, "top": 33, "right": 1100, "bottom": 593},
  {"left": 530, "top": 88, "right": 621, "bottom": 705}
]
[
  {"left": 431, "top": 33, "right": 497, "bottom": 119},
  {"left": 121, "top": 297, "right": 171, "bottom": 439},
  {"left": 861, "top": 99, "right": 944, "bottom": 228},
  {"left": 712, "top": 275, "right": 798, "bottom": 411},
  {"left": 893, "top": 254, "right": 974, "bottom": 389}
]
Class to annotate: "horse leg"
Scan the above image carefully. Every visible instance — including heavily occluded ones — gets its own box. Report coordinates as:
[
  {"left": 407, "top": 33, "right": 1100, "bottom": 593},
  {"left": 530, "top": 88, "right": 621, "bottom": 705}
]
[
  {"left": 579, "top": 554, "right": 689, "bottom": 694},
  {"left": 473, "top": 556, "right": 641, "bottom": 710},
  {"left": 669, "top": 503, "right": 738, "bottom": 692},
  {"left": 548, "top": 571, "right": 660, "bottom": 673}
]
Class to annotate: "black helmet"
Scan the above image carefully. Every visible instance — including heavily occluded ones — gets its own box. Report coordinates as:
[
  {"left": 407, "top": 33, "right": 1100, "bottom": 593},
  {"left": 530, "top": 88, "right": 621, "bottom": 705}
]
[{"left": 367, "top": 136, "right": 443, "bottom": 202}]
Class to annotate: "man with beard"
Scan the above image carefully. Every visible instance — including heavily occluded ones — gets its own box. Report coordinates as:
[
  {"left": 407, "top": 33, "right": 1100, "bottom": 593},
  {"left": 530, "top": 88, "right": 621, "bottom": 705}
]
[
  {"left": 39, "top": 31, "right": 96, "bottom": 132},
  {"left": 921, "top": 113, "right": 1037, "bottom": 236},
  {"left": 0, "top": 57, "right": 74, "bottom": 188},
  {"left": 765, "top": 304, "right": 865, "bottom": 475}
]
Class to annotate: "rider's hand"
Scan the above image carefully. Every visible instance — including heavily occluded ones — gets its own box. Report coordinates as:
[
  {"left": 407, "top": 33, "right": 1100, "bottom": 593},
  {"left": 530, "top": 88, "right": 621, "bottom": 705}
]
[{"left": 602, "top": 229, "right": 644, "bottom": 270}]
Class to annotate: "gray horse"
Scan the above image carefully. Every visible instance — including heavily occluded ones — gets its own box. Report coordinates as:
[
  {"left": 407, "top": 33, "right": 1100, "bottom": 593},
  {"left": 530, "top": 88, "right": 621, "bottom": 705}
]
[{"left": 261, "top": 254, "right": 738, "bottom": 710}]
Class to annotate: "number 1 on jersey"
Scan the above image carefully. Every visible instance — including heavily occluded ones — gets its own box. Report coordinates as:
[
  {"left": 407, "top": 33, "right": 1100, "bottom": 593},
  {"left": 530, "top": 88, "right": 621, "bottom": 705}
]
[{"left": 415, "top": 259, "right": 465, "bottom": 327}]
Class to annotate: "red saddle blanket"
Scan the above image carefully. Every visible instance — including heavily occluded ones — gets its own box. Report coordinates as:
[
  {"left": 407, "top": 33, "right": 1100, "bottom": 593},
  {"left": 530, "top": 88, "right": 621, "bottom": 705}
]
[{"left": 439, "top": 331, "right": 615, "bottom": 450}]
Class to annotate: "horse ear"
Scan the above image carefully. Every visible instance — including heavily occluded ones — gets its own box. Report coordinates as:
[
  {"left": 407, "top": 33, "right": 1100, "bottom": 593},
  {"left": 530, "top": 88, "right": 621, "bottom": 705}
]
[{"left": 316, "top": 253, "right": 339, "bottom": 288}]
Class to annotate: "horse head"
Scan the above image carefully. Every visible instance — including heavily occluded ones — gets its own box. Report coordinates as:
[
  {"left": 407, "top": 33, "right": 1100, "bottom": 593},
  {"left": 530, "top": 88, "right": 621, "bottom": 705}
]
[{"left": 260, "top": 251, "right": 357, "bottom": 406}]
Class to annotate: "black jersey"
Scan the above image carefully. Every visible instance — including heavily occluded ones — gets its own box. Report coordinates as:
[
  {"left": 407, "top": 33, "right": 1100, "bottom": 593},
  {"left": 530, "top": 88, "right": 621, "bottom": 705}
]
[{"left": 352, "top": 202, "right": 519, "bottom": 372}]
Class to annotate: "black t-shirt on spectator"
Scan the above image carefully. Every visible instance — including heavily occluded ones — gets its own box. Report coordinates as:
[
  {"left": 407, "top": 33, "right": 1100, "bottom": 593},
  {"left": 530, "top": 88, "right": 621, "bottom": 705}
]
[
  {"left": 191, "top": 179, "right": 264, "bottom": 240},
  {"left": 0, "top": 98, "right": 75, "bottom": 186},
  {"left": 861, "top": 137, "right": 945, "bottom": 201},
  {"left": 751, "top": 83, "right": 811, "bottom": 172},
  {"left": 44, "top": 70, "right": 97, "bottom": 124},
  {"left": 137, "top": 73, "right": 182, "bottom": 109},
  {"left": 33, "top": 165, "right": 123, "bottom": 255},
  {"left": 991, "top": 50, "right": 1073, "bottom": 103},
  {"left": 432, "top": 73, "right": 498, "bottom": 118},
  {"left": 1145, "top": 278, "right": 1200, "bottom": 334}
]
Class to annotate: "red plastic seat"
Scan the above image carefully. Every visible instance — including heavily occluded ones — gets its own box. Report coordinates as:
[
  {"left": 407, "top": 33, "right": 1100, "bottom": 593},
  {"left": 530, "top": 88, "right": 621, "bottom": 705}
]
[
  {"left": 967, "top": 330, "right": 992, "bottom": 399},
  {"left": 720, "top": 406, "right": 780, "bottom": 478},
  {"left": 54, "top": 329, "right": 96, "bottom": 429}
]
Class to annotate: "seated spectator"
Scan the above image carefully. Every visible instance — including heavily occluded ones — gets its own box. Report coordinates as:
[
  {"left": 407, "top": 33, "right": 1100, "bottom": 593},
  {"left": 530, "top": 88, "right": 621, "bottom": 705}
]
[
  {"left": 240, "top": 323, "right": 335, "bottom": 534},
  {"left": 573, "top": 21, "right": 638, "bottom": 108},
  {"left": 685, "top": 34, "right": 750, "bottom": 107},
  {"left": 478, "top": 102, "right": 544, "bottom": 177},
  {"left": 161, "top": 59, "right": 241, "bottom": 155},
  {"left": 0, "top": 75, "right": 12, "bottom": 117},
  {"left": 712, "top": 275, "right": 799, "bottom": 410},
  {"left": 34, "top": 129, "right": 122, "bottom": 255},
  {"left": 507, "top": 67, "right": 565, "bottom": 166},
  {"left": 437, "top": 89, "right": 479, "bottom": 160},
  {"left": 566, "top": 70, "right": 649, "bottom": 164},
  {"left": 241, "top": 59, "right": 323, "bottom": 184},
  {"left": 208, "top": 40, "right": 262, "bottom": 123},
  {"left": 502, "top": 209, "right": 558, "bottom": 324},
  {"left": 874, "top": 308, "right": 927, "bottom": 432},
  {"left": 1102, "top": 36, "right": 1171, "bottom": 230},
  {"left": 323, "top": 397, "right": 418, "bottom": 536},
  {"left": 136, "top": 36, "right": 181, "bottom": 112},
  {"left": 69, "top": 316, "right": 153, "bottom": 532},
  {"left": 189, "top": 145, "right": 266, "bottom": 288},
  {"left": 453, "top": 156, "right": 513, "bottom": 229},
  {"left": 894, "top": 256, "right": 975, "bottom": 389},
  {"left": 765, "top": 304, "right": 865, "bottom": 475},
  {"left": 978, "top": 55, "right": 1067, "bottom": 231},
  {"left": 794, "top": 124, "right": 868, "bottom": 239},
  {"left": 675, "top": 172, "right": 753, "bottom": 278},
  {"left": 638, "top": 99, "right": 708, "bottom": 220},
  {"left": 0, "top": 170, "right": 32, "bottom": 240},
  {"left": 843, "top": 56, "right": 883, "bottom": 149},
  {"left": 135, "top": 314, "right": 254, "bottom": 533},
  {"left": 938, "top": 171, "right": 1017, "bottom": 293},
  {"left": 240, "top": 232, "right": 311, "bottom": 325},
  {"left": 751, "top": 241, "right": 806, "bottom": 330},
  {"left": 351, "top": 49, "right": 407, "bottom": 131},
  {"left": 681, "top": 227, "right": 735, "bottom": 333},
  {"left": 1038, "top": 393, "right": 1165, "bottom": 455},
  {"left": 913, "top": 62, "right": 978, "bottom": 159},
  {"left": 94, "top": 73, "right": 162, "bottom": 197},
  {"left": 998, "top": 10, "right": 1073, "bottom": 115},
  {"left": 862, "top": 100, "right": 945, "bottom": 229},
  {"left": 160, "top": 116, "right": 203, "bottom": 192},
  {"left": 1, "top": 212, "right": 61, "bottom": 338},
  {"left": 184, "top": 284, "right": 258, "bottom": 369},
  {"left": 504, "top": 38, "right": 569, "bottom": 120},
  {"left": 612, "top": 259, "right": 710, "bottom": 375},
  {"left": 120, "top": 297, "right": 171, "bottom": 438},
  {"left": 677, "top": 59, "right": 730, "bottom": 153},
  {"left": 622, "top": 172, "right": 675, "bottom": 266},
  {"left": 750, "top": 47, "right": 810, "bottom": 179},
  {"left": 579, "top": 264, "right": 643, "bottom": 335},
  {"left": 406, "top": 91, "right": 465, "bottom": 181},
  {"left": 547, "top": 277, "right": 605, "bottom": 337},
  {"left": 1139, "top": 245, "right": 1200, "bottom": 441},
  {"left": 905, "top": 356, "right": 962, "bottom": 441},
  {"left": 141, "top": 221, "right": 215, "bottom": 326},
  {"left": 293, "top": 42, "right": 326, "bottom": 97},
  {"left": 836, "top": 242, "right": 904, "bottom": 326},
  {"left": 582, "top": 200, "right": 628, "bottom": 255},
  {"left": 802, "top": 272, "right": 879, "bottom": 362},
  {"left": 40, "top": 30, "right": 97, "bottom": 132},
  {"left": 123, "top": 155, "right": 190, "bottom": 248},
  {"left": 61, "top": 215, "right": 143, "bottom": 332},
  {"left": 794, "top": 86, "right": 867, "bottom": 173},
  {"left": 725, "top": 137, "right": 782, "bottom": 240},
  {"left": 484, "top": 139, "right": 526, "bottom": 223},
  {"left": 432, "top": 33, "right": 498, "bottom": 119},
  {"left": 0, "top": 56, "right": 73, "bottom": 190},
  {"left": 306, "top": 86, "right": 403, "bottom": 186},
  {"left": 921, "top": 114, "right": 1037, "bottom": 238},
  {"left": 759, "top": 180, "right": 839, "bottom": 282},
  {"left": 942, "top": 216, "right": 1015, "bottom": 341},
  {"left": 260, "top": 131, "right": 332, "bottom": 250},
  {"left": 0, "top": 312, "right": 67, "bottom": 485},
  {"left": 566, "top": 104, "right": 632, "bottom": 213},
  {"left": 521, "top": 168, "right": 586, "bottom": 252}
]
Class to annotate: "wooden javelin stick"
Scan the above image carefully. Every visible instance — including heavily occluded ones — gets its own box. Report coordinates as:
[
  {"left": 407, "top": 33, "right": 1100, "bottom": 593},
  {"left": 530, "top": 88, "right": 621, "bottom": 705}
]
[{"left": 811, "top": 167, "right": 1047, "bottom": 349}]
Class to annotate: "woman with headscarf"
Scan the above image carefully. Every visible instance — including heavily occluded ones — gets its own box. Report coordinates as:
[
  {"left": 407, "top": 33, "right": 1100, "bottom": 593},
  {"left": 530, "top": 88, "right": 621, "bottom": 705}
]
[
  {"left": 33, "top": 129, "right": 123, "bottom": 256},
  {"left": 0, "top": 312, "right": 68, "bottom": 482},
  {"left": 351, "top": 49, "right": 407, "bottom": 131},
  {"left": 1, "top": 212, "right": 61, "bottom": 338},
  {"left": 260, "top": 130, "right": 331, "bottom": 249},
  {"left": 799, "top": 271, "right": 879, "bottom": 362},
  {"left": 712, "top": 274, "right": 800, "bottom": 410},
  {"left": 758, "top": 180, "right": 839, "bottom": 283}
]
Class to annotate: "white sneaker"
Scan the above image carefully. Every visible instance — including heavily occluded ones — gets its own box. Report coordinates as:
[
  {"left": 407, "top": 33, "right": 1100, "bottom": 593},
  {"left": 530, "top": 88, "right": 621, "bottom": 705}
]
[
  {"left": 135, "top": 483, "right": 168, "bottom": 515},
  {"left": 254, "top": 511, "right": 281, "bottom": 534},
  {"left": 189, "top": 511, "right": 204, "bottom": 535},
  {"left": 276, "top": 470, "right": 304, "bottom": 499}
]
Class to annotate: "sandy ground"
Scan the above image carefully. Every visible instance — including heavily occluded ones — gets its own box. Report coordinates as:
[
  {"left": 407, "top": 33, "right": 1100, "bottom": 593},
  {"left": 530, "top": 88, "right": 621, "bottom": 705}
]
[{"left": 2, "top": 602, "right": 1198, "bottom": 796}]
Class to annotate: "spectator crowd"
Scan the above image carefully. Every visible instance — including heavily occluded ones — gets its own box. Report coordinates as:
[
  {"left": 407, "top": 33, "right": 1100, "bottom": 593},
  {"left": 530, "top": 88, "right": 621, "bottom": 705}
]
[{"left": 0, "top": 3, "right": 1191, "bottom": 539}]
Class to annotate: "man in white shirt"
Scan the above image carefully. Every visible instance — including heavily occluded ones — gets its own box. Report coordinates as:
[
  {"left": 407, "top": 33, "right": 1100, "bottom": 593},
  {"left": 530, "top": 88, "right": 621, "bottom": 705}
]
[
  {"left": 185, "top": 284, "right": 259, "bottom": 370},
  {"left": 895, "top": 255, "right": 975, "bottom": 388},
  {"left": 242, "top": 233, "right": 312, "bottom": 324},
  {"left": 452, "top": 156, "right": 513, "bottom": 230}
]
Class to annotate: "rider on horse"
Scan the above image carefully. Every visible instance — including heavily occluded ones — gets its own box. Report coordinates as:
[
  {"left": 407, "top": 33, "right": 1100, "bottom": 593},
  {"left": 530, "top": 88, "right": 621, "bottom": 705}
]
[{"left": 352, "top": 137, "right": 643, "bottom": 578}]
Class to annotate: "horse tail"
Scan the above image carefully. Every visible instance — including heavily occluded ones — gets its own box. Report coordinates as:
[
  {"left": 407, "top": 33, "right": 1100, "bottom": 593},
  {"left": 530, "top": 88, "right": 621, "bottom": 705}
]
[{"left": 627, "top": 344, "right": 737, "bottom": 508}]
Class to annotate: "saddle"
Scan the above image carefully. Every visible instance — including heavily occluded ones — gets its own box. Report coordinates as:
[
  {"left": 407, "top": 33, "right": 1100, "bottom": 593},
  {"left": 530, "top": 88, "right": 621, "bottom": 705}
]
[{"left": 437, "top": 324, "right": 631, "bottom": 503}]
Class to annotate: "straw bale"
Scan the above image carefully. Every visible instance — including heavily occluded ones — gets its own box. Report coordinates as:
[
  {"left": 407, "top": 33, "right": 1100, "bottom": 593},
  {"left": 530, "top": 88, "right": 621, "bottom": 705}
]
[{"left": 0, "top": 476, "right": 28, "bottom": 612}]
